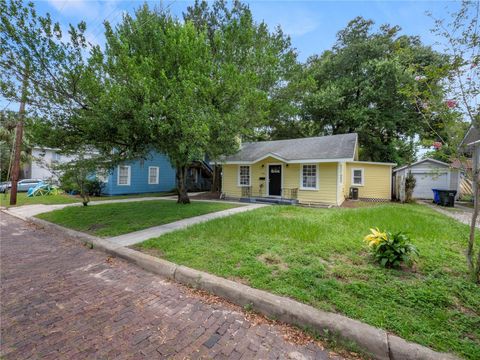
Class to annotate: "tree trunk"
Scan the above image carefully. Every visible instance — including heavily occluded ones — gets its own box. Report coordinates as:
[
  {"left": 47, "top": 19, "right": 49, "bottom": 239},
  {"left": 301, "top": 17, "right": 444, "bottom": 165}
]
[
  {"left": 9, "top": 71, "right": 29, "bottom": 206},
  {"left": 211, "top": 162, "right": 220, "bottom": 193},
  {"left": 176, "top": 165, "right": 190, "bottom": 204},
  {"left": 78, "top": 178, "right": 90, "bottom": 206},
  {"left": 468, "top": 145, "right": 479, "bottom": 281},
  {"left": 468, "top": 184, "right": 478, "bottom": 273}
]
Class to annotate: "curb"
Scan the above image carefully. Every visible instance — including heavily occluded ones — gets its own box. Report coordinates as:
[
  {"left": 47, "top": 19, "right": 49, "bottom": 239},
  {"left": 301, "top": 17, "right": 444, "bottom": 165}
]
[{"left": 12, "top": 213, "right": 459, "bottom": 360}]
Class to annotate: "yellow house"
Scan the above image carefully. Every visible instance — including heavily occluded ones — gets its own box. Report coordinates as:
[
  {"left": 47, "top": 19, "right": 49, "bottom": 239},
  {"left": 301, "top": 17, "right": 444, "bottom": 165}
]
[{"left": 221, "top": 133, "right": 395, "bottom": 206}]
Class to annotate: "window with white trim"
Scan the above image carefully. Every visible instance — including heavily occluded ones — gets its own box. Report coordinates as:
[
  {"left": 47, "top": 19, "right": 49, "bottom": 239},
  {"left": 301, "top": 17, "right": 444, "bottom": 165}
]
[
  {"left": 338, "top": 164, "right": 343, "bottom": 184},
  {"left": 238, "top": 165, "right": 250, "bottom": 186},
  {"left": 148, "top": 166, "right": 159, "bottom": 184},
  {"left": 118, "top": 165, "right": 131, "bottom": 185},
  {"left": 301, "top": 164, "right": 317, "bottom": 189},
  {"left": 51, "top": 152, "right": 61, "bottom": 163},
  {"left": 352, "top": 168, "right": 364, "bottom": 186}
]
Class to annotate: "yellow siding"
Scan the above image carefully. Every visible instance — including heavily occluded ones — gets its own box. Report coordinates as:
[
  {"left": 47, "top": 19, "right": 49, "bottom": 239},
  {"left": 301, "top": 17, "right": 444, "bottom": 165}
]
[
  {"left": 222, "top": 159, "right": 338, "bottom": 205},
  {"left": 337, "top": 162, "right": 347, "bottom": 205},
  {"left": 345, "top": 162, "right": 392, "bottom": 200}
]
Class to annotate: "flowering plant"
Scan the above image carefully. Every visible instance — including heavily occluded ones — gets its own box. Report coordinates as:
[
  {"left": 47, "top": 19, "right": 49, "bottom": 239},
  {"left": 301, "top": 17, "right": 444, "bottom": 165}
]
[{"left": 364, "top": 228, "right": 418, "bottom": 268}]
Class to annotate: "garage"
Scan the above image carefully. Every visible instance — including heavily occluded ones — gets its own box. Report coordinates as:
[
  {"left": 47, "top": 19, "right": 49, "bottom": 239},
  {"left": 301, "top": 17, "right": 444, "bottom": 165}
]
[{"left": 393, "top": 158, "right": 459, "bottom": 200}]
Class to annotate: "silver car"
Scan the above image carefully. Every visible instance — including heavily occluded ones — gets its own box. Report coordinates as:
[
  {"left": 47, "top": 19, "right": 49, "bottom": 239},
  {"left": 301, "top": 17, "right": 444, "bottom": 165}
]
[
  {"left": 0, "top": 181, "right": 11, "bottom": 193},
  {"left": 17, "top": 179, "right": 43, "bottom": 192}
]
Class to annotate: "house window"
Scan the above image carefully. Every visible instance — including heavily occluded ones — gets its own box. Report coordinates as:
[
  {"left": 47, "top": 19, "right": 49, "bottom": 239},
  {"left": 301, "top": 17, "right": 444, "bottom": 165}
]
[
  {"left": 352, "top": 168, "right": 364, "bottom": 186},
  {"left": 301, "top": 164, "right": 317, "bottom": 189},
  {"left": 118, "top": 165, "right": 131, "bottom": 186},
  {"left": 52, "top": 153, "right": 61, "bottom": 162},
  {"left": 338, "top": 164, "right": 343, "bottom": 184},
  {"left": 148, "top": 166, "right": 159, "bottom": 184},
  {"left": 238, "top": 165, "right": 250, "bottom": 186}
]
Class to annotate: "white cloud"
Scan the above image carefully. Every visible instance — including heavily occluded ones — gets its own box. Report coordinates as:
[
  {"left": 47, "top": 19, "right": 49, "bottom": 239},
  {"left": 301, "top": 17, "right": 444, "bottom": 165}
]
[
  {"left": 281, "top": 15, "right": 318, "bottom": 37},
  {"left": 45, "top": 0, "right": 126, "bottom": 48},
  {"left": 249, "top": 3, "right": 319, "bottom": 38}
]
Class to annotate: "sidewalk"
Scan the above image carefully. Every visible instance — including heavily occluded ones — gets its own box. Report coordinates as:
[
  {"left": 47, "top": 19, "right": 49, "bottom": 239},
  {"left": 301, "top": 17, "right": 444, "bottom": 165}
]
[
  {"left": 3, "top": 196, "right": 266, "bottom": 247},
  {"left": 107, "top": 204, "right": 267, "bottom": 246},
  {"left": 3, "top": 194, "right": 242, "bottom": 220}
]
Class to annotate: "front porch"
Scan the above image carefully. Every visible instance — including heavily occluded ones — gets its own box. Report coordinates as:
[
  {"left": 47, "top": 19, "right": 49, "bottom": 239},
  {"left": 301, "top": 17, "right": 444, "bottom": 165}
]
[{"left": 238, "top": 186, "right": 299, "bottom": 205}]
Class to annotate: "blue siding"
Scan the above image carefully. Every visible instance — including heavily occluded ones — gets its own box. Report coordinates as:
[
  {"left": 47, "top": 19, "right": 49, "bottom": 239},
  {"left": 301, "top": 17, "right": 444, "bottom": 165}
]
[{"left": 103, "top": 151, "right": 176, "bottom": 195}]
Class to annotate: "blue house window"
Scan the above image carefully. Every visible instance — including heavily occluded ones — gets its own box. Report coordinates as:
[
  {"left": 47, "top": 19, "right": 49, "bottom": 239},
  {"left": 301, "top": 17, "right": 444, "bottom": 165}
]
[
  {"left": 148, "top": 166, "right": 159, "bottom": 184},
  {"left": 118, "top": 165, "right": 131, "bottom": 186}
]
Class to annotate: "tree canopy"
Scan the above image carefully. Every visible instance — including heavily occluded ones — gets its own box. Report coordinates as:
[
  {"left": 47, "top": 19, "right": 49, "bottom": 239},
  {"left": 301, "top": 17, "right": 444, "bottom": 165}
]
[
  {"left": 1, "top": 0, "right": 299, "bottom": 203},
  {"left": 271, "top": 17, "right": 453, "bottom": 164},
  {"left": 1, "top": 0, "right": 471, "bottom": 198}
]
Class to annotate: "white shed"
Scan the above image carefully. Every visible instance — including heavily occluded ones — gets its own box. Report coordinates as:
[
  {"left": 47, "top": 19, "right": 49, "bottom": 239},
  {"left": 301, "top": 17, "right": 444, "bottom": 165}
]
[{"left": 393, "top": 158, "right": 460, "bottom": 200}]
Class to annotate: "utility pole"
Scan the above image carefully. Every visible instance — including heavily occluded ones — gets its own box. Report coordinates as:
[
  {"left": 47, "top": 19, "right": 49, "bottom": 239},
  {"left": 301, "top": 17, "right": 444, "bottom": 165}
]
[{"left": 9, "top": 71, "right": 29, "bottom": 206}]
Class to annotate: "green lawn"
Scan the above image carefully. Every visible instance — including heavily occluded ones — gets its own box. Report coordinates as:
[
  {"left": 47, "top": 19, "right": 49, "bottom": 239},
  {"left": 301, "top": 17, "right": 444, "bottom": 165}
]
[
  {"left": 0, "top": 191, "right": 173, "bottom": 207},
  {"left": 36, "top": 200, "right": 239, "bottom": 237},
  {"left": 137, "top": 204, "right": 480, "bottom": 359}
]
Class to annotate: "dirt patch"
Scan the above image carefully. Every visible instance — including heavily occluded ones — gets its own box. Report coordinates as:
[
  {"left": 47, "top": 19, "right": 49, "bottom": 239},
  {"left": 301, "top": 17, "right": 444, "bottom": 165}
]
[
  {"left": 132, "top": 246, "right": 165, "bottom": 258},
  {"left": 453, "top": 297, "right": 479, "bottom": 317},
  {"left": 341, "top": 200, "right": 387, "bottom": 208},
  {"left": 190, "top": 192, "right": 223, "bottom": 200},
  {"left": 257, "top": 253, "right": 289, "bottom": 271},
  {"left": 87, "top": 223, "right": 106, "bottom": 231}
]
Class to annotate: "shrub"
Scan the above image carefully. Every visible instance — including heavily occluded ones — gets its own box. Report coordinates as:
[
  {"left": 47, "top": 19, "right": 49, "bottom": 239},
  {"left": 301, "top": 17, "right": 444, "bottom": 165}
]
[
  {"left": 404, "top": 171, "right": 416, "bottom": 203},
  {"left": 59, "top": 173, "right": 105, "bottom": 197},
  {"left": 85, "top": 179, "right": 105, "bottom": 197},
  {"left": 364, "top": 228, "right": 418, "bottom": 268}
]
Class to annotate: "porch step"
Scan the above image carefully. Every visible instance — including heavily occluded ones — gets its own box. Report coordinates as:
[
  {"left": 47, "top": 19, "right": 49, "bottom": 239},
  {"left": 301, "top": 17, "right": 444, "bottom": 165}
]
[{"left": 240, "top": 197, "right": 299, "bottom": 205}]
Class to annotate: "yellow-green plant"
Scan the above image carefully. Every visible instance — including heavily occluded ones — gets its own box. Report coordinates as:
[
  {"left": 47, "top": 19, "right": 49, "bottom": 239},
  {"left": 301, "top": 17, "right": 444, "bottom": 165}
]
[{"left": 364, "top": 228, "right": 418, "bottom": 268}]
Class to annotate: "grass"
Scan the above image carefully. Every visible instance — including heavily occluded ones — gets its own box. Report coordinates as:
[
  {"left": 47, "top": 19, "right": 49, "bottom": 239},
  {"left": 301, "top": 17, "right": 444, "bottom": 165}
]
[
  {"left": 137, "top": 203, "right": 480, "bottom": 359},
  {"left": 36, "top": 200, "right": 239, "bottom": 237},
  {"left": 0, "top": 191, "right": 173, "bottom": 207}
]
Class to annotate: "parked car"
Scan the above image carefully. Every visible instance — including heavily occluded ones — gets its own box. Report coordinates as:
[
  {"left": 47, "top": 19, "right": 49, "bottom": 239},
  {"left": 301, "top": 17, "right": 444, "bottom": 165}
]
[
  {"left": 17, "top": 179, "right": 43, "bottom": 192},
  {"left": 0, "top": 181, "right": 11, "bottom": 193}
]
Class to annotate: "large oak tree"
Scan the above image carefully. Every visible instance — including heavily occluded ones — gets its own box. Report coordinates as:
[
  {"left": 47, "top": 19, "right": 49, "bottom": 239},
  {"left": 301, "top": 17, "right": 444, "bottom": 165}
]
[{"left": 298, "top": 17, "right": 450, "bottom": 164}]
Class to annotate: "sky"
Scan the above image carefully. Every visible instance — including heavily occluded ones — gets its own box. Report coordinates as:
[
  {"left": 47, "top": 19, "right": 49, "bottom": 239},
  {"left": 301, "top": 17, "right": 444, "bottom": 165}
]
[
  {"left": 1, "top": 0, "right": 460, "bottom": 112},
  {"left": 39, "top": 0, "right": 457, "bottom": 61}
]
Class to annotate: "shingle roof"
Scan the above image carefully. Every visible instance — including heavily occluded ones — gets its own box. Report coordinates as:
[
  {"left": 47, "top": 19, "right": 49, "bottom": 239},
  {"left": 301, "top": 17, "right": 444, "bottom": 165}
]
[
  {"left": 460, "top": 126, "right": 480, "bottom": 147},
  {"left": 223, "top": 133, "right": 357, "bottom": 163}
]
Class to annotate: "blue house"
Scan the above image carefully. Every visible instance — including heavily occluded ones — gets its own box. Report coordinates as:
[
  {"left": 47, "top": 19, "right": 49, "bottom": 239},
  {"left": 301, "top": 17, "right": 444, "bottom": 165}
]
[{"left": 102, "top": 151, "right": 177, "bottom": 196}]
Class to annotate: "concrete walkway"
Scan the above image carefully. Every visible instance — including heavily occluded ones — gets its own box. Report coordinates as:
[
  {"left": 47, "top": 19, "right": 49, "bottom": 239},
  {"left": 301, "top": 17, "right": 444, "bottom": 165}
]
[
  {"left": 421, "top": 200, "right": 480, "bottom": 228},
  {"left": 107, "top": 204, "right": 267, "bottom": 247},
  {"left": 3, "top": 194, "right": 241, "bottom": 220},
  {"left": 3, "top": 195, "right": 267, "bottom": 247}
]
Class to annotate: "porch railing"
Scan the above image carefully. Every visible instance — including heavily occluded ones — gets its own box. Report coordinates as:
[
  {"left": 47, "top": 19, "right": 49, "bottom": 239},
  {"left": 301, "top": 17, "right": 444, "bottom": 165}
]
[
  {"left": 240, "top": 186, "right": 298, "bottom": 199},
  {"left": 282, "top": 187, "right": 298, "bottom": 200}
]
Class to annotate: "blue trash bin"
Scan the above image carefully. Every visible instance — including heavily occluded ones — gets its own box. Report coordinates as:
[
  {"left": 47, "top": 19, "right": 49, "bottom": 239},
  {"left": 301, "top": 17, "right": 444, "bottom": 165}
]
[{"left": 432, "top": 189, "right": 440, "bottom": 204}]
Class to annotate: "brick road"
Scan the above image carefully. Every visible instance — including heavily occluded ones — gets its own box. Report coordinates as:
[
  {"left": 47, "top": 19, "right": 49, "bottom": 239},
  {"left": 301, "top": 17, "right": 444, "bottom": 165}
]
[{"left": 0, "top": 213, "right": 343, "bottom": 359}]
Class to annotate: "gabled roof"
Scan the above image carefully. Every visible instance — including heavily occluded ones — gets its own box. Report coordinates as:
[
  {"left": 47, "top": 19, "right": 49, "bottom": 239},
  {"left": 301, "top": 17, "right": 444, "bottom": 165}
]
[
  {"left": 459, "top": 125, "right": 480, "bottom": 148},
  {"left": 393, "top": 158, "right": 450, "bottom": 173},
  {"left": 451, "top": 158, "right": 472, "bottom": 170},
  {"left": 222, "top": 133, "right": 358, "bottom": 164}
]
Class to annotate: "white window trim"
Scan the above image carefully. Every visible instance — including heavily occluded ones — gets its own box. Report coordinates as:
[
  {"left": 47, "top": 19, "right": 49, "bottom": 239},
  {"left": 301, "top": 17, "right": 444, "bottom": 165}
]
[
  {"left": 148, "top": 166, "right": 159, "bottom": 185},
  {"left": 238, "top": 165, "right": 251, "bottom": 187},
  {"left": 117, "top": 165, "right": 131, "bottom": 186},
  {"left": 351, "top": 168, "right": 364, "bottom": 186},
  {"left": 299, "top": 164, "right": 319, "bottom": 191}
]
